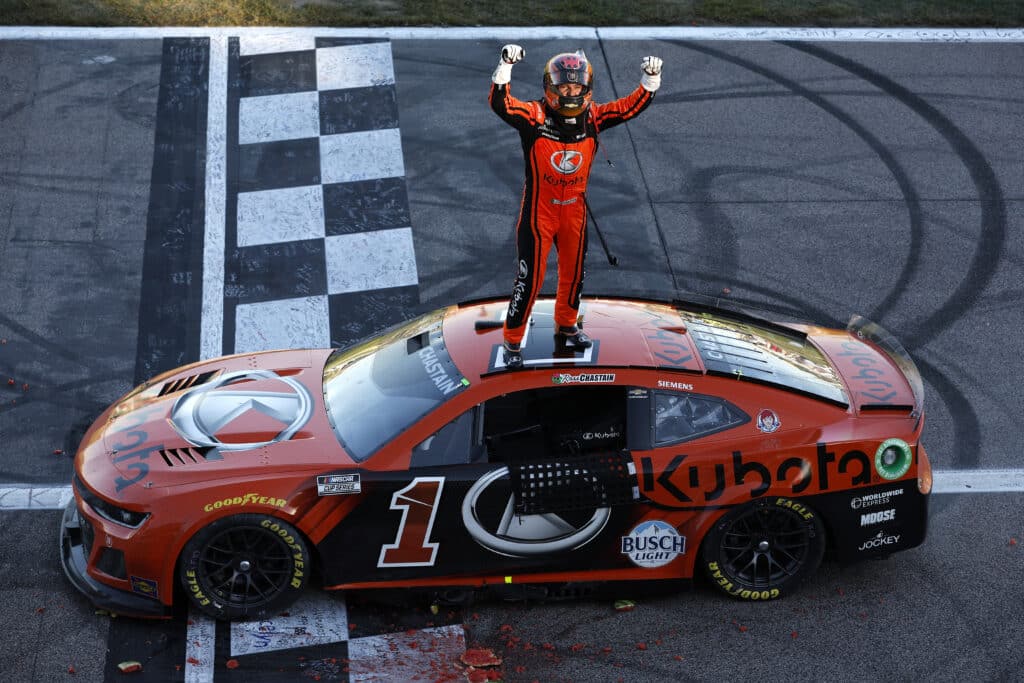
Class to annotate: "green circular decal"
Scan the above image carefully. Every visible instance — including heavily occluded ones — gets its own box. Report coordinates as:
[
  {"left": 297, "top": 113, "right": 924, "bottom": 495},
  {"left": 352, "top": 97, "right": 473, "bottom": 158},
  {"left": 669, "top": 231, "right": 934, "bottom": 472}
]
[{"left": 875, "top": 438, "right": 912, "bottom": 480}]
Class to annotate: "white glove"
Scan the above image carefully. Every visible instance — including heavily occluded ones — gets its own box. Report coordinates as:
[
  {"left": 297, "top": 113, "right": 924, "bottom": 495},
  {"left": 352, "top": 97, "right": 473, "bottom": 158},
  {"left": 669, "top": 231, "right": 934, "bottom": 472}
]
[
  {"left": 501, "top": 44, "right": 525, "bottom": 64},
  {"left": 493, "top": 44, "right": 524, "bottom": 85},
  {"left": 640, "top": 56, "right": 662, "bottom": 92}
]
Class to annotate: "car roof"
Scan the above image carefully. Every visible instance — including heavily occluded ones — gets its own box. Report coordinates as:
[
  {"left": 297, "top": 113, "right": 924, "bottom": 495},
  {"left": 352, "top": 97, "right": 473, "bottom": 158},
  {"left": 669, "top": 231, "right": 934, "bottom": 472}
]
[
  {"left": 443, "top": 296, "right": 699, "bottom": 380},
  {"left": 441, "top": 295, "right": 854, "bottom": 407}
]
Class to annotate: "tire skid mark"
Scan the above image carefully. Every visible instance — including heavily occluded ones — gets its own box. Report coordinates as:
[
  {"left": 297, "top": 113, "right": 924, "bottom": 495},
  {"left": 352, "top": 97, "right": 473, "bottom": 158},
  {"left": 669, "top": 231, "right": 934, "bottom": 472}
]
[
  {"left": 782, "top": 41, "right": 1008, "bottom": 349},
  {"left": 670, "top": 41, "right": 926, "bottom": 326}
]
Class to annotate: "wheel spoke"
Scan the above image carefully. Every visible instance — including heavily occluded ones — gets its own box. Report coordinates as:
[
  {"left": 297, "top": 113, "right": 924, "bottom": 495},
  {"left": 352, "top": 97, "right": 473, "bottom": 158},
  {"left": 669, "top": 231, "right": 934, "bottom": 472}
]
[
  {"left": 195, "top": 524, "right": 298, "bottom": 609},
  {"left": 718, "top": 505, "right": 816, "bottom": 589}
]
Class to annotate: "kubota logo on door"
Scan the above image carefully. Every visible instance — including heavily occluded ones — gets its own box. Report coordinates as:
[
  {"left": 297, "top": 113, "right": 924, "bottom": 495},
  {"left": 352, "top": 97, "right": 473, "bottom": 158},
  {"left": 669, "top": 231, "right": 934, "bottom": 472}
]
[{"left": 550, "top": 150, "right": 584, "bottom": 174}]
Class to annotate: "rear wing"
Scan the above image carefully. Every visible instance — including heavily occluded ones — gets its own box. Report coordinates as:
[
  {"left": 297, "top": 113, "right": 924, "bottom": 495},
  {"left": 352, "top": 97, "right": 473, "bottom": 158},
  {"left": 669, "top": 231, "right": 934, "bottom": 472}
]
[{"left": 847, "top": 315, "right": 925, "bottom": 418}]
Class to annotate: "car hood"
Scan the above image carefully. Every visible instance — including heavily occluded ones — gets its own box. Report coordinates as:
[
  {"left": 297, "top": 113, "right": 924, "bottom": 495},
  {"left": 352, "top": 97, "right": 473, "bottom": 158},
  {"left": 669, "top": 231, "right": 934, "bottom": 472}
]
[{"left": 77, "top": 349, "right": 350, "bottom": 496}]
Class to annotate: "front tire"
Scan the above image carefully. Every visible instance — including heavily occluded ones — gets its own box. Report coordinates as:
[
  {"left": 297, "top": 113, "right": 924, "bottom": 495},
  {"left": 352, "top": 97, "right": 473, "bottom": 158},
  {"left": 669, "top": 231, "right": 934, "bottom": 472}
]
[
  {"left": 179, "top": 514, "right": 310, "bottom": 620},
  {"left": 702, "top": 497, "right": 825, "bottom": 601}
]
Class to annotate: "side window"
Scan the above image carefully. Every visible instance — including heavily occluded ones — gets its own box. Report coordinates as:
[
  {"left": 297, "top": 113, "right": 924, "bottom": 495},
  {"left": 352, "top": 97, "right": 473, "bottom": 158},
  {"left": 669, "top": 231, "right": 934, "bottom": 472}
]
[
  {"left": 654, "top": 392, "right": 749, "bottom": 445},
  {"left": 410, "top": 408, "right": 484, "bottom": 468},
  {"left": 482, "top": 386, "right": 628, "bottom": 462}
]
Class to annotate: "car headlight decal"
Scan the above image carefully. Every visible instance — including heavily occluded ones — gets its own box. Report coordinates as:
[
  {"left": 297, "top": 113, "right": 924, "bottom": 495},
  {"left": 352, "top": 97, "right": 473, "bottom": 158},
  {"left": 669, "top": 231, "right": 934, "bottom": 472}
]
[
  {"left": 75, "top": 476, "right": 150, "bottom": 528},
  {"left": 875, "top": 438, "right": 912, "bottom": 481}
]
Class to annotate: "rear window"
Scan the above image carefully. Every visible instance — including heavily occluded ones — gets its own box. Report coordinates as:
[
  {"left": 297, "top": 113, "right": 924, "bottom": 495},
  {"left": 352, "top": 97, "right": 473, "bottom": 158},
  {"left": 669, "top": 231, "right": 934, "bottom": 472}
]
[
  {"left": 323, "top": 310, "right": 467, "bottom": 461},
  {"left": 680, "top": 312, "right": 848, "bottom": 406}
]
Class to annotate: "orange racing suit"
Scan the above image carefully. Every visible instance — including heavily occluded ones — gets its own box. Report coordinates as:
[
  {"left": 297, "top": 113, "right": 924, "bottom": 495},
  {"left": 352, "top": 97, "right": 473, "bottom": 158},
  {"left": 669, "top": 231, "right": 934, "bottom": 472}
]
[{"left": 489, "top": 82, "right": 654, "bottom": 344}]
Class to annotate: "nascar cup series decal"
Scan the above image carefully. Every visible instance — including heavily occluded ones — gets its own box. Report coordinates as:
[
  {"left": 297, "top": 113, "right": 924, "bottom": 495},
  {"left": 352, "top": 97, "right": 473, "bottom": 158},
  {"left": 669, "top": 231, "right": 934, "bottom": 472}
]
[
  {"left": 620, "top": 520, "right": 686, "bottom": 568},
  {"left": 317, "top": 473, "right": 361, "bottom": 495},
  {"left": 170, "top": 370, "right": 313, "bottom": 451}
]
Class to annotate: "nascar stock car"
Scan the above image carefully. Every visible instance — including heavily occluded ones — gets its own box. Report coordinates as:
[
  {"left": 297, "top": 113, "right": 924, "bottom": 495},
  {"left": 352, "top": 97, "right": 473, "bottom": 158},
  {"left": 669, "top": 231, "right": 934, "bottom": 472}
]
[{"left": 60, "top": 295, "right": 931, "bottom": 620}]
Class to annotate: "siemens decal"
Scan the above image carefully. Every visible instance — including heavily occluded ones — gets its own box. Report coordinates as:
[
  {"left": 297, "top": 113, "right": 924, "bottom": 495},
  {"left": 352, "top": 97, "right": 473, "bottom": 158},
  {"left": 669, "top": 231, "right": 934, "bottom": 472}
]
[{"left": 418, "top": 346, "right": 461, "bottom": 395}]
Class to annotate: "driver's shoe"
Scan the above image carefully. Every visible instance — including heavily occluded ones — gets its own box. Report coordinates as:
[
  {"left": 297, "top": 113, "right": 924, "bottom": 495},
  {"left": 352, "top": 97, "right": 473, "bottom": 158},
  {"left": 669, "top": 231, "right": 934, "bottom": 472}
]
[
  {"left": 555, "top": 325, "right": 592, "bottom": 349},
  {"left": 502, "top": 341, "right": 523, "bottom": 369}
]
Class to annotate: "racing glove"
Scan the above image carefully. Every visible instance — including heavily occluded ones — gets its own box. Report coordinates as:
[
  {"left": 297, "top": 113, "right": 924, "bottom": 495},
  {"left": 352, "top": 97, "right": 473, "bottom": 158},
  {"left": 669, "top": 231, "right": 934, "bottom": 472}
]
[
  {"left": 493, "top": 44, "right": 525, "bottom": 85},
  {"left": 640, "top": 56, "right": 663, "bottom": 92}
]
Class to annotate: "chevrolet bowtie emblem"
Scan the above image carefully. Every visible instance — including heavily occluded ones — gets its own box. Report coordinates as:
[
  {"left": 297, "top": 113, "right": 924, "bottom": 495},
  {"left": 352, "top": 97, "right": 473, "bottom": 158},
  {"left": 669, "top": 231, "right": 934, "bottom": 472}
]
[{"left": 170, "top": 370, "right": 313, "bottom": 451}]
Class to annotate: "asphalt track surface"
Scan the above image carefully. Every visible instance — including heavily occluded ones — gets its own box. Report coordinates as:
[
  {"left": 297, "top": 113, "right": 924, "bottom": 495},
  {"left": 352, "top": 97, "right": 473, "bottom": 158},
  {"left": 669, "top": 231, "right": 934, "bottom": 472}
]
[{"left": 1, "top": 26, "right": 1023, "bottom": 682}]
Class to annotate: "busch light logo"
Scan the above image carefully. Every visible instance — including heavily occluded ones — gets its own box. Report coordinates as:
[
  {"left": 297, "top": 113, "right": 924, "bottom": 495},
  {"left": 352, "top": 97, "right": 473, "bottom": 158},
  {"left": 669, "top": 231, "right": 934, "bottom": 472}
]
[{"left": 620, "top": 520, "right": 686, "bottom": 568}]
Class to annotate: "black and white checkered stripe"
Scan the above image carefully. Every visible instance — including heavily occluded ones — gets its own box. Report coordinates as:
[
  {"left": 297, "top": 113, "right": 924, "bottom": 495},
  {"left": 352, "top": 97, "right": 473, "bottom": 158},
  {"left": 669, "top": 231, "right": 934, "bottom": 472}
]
[{"left": 221, "top": 35, "right": 419, "bottom": 356}]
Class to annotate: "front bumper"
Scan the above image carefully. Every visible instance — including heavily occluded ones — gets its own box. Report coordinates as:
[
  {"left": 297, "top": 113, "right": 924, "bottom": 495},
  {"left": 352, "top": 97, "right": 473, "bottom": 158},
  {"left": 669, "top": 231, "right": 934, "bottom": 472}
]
[{"left": 60, "top": 498, "right": 172, "bottom": 618}]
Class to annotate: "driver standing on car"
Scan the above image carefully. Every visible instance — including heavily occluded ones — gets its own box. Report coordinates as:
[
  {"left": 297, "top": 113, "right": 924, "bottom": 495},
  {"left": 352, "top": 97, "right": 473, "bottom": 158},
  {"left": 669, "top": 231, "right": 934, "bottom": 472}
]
[{"left": 489, "top": 44, "right": 662, "bottom": 368}]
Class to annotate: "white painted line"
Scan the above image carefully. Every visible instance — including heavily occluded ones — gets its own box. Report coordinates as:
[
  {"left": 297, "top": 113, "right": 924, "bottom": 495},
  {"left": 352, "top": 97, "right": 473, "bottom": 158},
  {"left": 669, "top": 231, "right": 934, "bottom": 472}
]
[
  {"left": 0, "top": 26, "right": 602, "bottom": 41},
  {"left": 0, "top": 471, "right": 1021, "bottom": 512},
  {"left": 0, "top": 484, "right": 73, "bottom": 510},
  {"left": 237, "top": 184, "right": 325, "bottom": 247},
  {"left": 319, "top": 128, "right": 406, "bottom": 185},
  {"left": 200, "top": 35, "right": 227, "bottom": 360},
  {"left": 597, "top": 26, "right": 1024, "bottom": 41},
  {"left": 229, "top": 591, "right": 349, "bottom": 656},
  {"left": 184, "top": 607, "right": 216, "bottom": 683},
  {"left": 347, "top": 624, "right": 467, "bottom": 683},
  {"left": 325, "top": 227, "right": 419, "bottom": 294},
  {"left": 316, "top": 42, "right": 395, "bottom": 91},
  {"left": 238, "top": 90, "right": 320, "bottom": 144},
  {"left": 2, "top": 26, "right": 1024, "bottom": 42},
  {"left": 240, "top": 33, "right": 316, "bottom": 56},
  {"left": 932, "top": 469, "right": 1024, "bottom": 494},
  {"left": 234, "top": 295, "right": 331, "bottom": 353}
]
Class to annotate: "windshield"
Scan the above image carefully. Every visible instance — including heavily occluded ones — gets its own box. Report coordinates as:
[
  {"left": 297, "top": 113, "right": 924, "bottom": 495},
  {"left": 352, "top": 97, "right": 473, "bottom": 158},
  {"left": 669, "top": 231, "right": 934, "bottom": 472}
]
[{"left": 323, "top": 309, "right": 468, "bottom": 461}]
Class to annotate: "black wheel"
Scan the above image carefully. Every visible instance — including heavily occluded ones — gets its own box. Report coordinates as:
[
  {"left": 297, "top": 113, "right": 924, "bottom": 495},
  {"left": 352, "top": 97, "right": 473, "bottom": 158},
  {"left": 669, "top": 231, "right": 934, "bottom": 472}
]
[
  {"left": 702, "top": 497, "right": 825, "bottom": 601},
  {"left": 179, "top": 514, "right": 310, "bottom": 620}
]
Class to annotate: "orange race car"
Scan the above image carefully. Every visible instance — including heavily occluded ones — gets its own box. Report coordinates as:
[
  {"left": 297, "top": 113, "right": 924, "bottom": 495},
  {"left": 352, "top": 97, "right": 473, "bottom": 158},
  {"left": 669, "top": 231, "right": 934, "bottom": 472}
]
[{"left": 60, "top": 295, "right": 931, "bottom": 620}]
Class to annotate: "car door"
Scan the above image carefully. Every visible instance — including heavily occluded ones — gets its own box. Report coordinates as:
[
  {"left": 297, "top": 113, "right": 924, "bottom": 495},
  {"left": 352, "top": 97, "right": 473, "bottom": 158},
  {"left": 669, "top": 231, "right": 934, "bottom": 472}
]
[{"left": 312, "top": 383, "right": 646, "bottom": 586}]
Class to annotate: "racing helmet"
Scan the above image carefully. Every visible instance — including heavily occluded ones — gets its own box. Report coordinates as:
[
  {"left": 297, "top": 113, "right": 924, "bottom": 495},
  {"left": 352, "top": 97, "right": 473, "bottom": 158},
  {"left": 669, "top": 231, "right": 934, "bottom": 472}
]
[{"left": 543, "top": 50, "right": 593, "bottom": 118}]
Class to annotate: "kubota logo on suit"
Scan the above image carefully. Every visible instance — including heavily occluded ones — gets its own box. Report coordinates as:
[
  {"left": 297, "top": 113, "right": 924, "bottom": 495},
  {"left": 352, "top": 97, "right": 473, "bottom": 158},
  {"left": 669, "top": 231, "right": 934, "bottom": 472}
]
[{"left": 550, "top": 150, "right": 584, "bottom": 174}]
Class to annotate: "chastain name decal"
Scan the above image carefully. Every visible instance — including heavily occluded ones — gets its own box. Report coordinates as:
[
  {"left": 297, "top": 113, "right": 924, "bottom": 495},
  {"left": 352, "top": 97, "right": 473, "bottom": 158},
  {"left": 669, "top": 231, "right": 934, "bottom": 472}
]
[
  {"left": 553, "top": 373, "right": 615, "bottom": 384},
  {"left": 418, "top": 346, "right": 462, "bottom": 395}
]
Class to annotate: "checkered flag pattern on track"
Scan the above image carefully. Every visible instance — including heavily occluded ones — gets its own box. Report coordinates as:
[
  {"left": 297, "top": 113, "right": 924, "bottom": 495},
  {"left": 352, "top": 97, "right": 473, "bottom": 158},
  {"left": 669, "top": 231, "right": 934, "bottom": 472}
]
[{"left": 224, "top": 36, "right": 419, "bottom": 355}]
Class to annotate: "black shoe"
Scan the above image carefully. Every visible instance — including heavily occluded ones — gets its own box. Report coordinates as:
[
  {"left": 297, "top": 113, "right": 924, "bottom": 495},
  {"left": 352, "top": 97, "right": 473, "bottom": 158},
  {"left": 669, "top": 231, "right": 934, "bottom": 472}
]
[
  {"left": 555, "top": 325, "right": 592, "bottom": 349},
  {"left": 503, "top": 341, "right": 523, "bottom": 369}
]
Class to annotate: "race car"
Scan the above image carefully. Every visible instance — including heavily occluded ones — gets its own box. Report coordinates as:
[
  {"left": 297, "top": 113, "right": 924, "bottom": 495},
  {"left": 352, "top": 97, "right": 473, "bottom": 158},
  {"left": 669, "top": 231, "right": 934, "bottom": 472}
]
[{"left": 60, "top": 295, "right": 931, "bottom": 620}]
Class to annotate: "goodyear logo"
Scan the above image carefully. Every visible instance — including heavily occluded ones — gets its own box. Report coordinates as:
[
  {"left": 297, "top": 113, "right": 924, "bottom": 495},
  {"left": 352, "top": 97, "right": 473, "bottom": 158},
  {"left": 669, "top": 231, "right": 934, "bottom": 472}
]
[{"left": 204, "top": 493, "right": 287, "bottom": 512}]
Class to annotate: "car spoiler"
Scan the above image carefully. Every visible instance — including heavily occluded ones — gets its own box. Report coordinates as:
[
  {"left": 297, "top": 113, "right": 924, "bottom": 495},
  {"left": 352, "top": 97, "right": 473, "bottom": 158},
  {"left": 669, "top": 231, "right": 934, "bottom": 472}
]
[{"left": 847, "top": 315, "right": 925, "bottom": 418}]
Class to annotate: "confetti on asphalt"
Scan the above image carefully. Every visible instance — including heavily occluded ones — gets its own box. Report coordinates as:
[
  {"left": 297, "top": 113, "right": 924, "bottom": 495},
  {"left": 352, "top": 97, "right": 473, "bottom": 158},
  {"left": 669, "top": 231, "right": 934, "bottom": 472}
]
[{"left": 460, "top": 648, "right": 501, "bottom": 667}]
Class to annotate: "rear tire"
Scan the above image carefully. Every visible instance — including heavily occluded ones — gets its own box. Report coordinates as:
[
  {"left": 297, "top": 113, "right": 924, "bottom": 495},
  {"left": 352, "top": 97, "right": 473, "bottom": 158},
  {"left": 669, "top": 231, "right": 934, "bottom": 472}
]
[
  {"left": 179, "top": 514, "right": 310, "bottom": 620},
  {"left": 702, "top": 497, "right": 825, "bottom": 601}
]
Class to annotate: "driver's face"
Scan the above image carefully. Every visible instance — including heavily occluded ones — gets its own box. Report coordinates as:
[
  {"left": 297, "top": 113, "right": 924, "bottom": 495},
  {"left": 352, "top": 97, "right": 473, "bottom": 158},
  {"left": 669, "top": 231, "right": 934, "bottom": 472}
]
[{"left": 556, "top": 83, "right": 584, "bottom": 97}]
